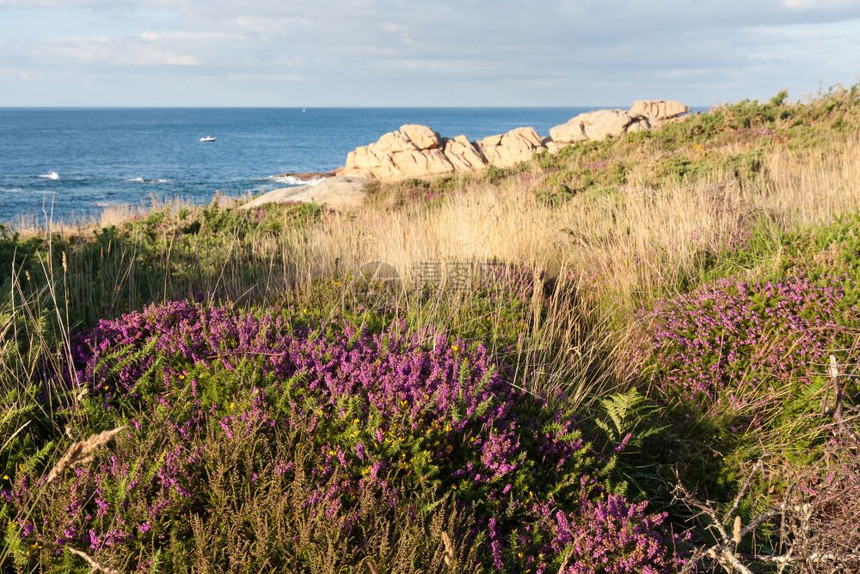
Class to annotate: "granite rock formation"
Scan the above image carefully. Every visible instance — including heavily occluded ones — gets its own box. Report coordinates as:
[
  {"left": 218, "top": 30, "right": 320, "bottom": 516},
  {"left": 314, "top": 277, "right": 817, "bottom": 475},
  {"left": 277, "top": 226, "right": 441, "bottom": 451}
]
[{"left": 341, "top": 100, "right": 689, "bottom": 181}]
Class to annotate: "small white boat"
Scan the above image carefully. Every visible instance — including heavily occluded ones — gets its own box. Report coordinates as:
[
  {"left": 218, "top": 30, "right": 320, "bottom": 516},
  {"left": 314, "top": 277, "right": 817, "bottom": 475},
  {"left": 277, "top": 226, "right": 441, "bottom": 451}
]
[
  {"left": 199, "top": 135, "right": 216, "bottom": 143},
  {"left": 38, "top": 171, "right": 60, "bottom": 180}
]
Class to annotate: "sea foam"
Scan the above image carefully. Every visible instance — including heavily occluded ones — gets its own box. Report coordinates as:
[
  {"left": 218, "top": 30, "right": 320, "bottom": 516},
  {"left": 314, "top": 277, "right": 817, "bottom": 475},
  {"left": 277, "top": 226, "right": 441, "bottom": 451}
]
[
  {"left": 267, "top": 175, "right": 324, "bottom": 187},
  {"left": 127, "top": 177, "right": 168, "bottom": 184}
]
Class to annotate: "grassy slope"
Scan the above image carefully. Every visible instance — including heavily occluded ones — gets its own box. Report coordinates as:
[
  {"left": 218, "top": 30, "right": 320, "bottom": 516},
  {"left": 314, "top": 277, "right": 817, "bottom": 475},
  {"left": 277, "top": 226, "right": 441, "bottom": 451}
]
[{"left": 1, "top": 86, "right": 858, "bottom": 572}]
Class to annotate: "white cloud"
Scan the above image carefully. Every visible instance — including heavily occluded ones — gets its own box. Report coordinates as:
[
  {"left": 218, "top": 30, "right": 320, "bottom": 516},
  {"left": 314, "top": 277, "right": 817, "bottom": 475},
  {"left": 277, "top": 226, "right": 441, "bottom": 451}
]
[
  {"left": 225, "top": 72, "right": 305, "bottom": 82},
  {"left": 16, "top": 35, "right": 201, "bottom": 66},
  {"left": 0, "top": 66, "right": 45, "bottom": 81},
  {"left": 782, "top": 0, "right": 860, "bottom": 10},
  {"left": 745, "top": 18, "right": 860, "bottom": 73},
  {"left": 380, "top": 23, "right": 414, "bottom": 46},
  {"left": 1, "top": 0, "right": 860, "bottom": 105},
  {"left": 139, "top": 31, "right": 237, "bottom": 41}
]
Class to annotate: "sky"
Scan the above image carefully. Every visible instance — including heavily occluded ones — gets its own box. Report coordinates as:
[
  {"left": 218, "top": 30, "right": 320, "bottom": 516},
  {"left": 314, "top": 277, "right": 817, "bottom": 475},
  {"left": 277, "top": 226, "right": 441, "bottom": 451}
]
[{"left": 1, "top": 0, "right": 859, "bottom": 107}]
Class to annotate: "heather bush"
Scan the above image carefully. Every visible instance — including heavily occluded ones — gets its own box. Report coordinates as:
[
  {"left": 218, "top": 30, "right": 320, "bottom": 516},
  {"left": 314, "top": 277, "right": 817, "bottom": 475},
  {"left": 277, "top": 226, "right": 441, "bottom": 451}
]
[
  {"left": 642, "top": 273, "right": 845, "bottom": 414},
  {"left": 3, "top": 302, "right": 680, "bottom": 572},
  {"left": 636, "top": 268, "right": 856, "bottom": 543}
]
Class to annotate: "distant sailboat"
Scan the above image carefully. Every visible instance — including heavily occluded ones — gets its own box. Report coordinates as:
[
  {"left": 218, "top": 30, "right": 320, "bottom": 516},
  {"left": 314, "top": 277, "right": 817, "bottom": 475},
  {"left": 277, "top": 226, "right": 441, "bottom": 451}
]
[{"left": 302, "top": 108, "right": 307, "bottom": 113}]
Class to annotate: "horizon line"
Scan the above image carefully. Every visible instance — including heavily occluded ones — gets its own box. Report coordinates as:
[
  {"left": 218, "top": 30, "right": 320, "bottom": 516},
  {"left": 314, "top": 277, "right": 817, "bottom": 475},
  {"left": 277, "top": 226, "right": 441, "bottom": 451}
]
[{"left": 0, "top": 103, "right": 710, "bottom": 110}]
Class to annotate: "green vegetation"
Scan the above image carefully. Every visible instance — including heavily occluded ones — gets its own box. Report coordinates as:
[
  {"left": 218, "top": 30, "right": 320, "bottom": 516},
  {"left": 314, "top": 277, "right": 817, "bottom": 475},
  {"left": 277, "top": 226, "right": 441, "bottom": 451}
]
[{"left": 2, "top": 87, "right": 859, "bottom": 572}]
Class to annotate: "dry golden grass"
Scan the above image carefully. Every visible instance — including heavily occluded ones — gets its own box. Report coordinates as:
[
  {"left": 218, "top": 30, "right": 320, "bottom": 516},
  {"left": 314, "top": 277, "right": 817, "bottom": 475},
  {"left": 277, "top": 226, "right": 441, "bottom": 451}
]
[
  {"left": 45, "top": 426, "right": 127, "bottom": 484},
  {"left": 287, "top": 133, "right": 859, "bottom": 313}
]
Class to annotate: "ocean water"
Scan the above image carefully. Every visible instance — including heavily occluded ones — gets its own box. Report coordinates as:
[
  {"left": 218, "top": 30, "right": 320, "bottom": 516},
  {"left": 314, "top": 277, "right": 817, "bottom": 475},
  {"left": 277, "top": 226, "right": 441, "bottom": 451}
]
[
  {"left": 0, "top": 108, "right": 591, "bottom": 226},
  {"left": 0, "top": 107, "right": 593, "bottom": 225}
]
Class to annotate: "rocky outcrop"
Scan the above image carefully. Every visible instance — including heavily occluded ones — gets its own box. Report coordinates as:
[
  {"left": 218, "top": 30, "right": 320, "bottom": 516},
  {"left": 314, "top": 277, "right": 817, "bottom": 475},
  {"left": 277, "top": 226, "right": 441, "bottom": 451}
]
[
  {"left": 342, "top": 100, "right": 689, "bottom": 180},
  {"left": 547, "top": 100, "right": 689, "bottom": 147},
  {"left": 549, "top": 109, "right": 651, "bottom": 145},
  {"left": 242, "top": 175, "right": 369, "bottom": 210},
  {"left": 345, "top": 124, "right": 456, "bottom": 180},
  {"left": 343, "top": 125, "right": 547, "bottom": 180},
  {"left": 477, "top": 127, "right": 545, "bottom": 168},
  {"left": 443, "top": 135, "right": 486, "bottom": 171},
  {"left": 629, "top": 99, "right": 689, "bottom": 125}
]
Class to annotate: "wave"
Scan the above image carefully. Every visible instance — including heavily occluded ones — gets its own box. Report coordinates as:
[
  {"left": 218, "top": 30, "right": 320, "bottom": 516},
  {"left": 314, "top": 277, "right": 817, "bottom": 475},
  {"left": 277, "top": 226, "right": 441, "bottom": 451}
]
[
  {"left": 0, "top": 187, "right": 24, "bottom": 193},
  {"left": 126, "top": 177, "right": 169, "bottom": 184},
  {"left": 267, "top": 175, "right": 324, "bottom": 187},
  {"left": 37, "top": 171, "right": 60, "bottom": 181}
]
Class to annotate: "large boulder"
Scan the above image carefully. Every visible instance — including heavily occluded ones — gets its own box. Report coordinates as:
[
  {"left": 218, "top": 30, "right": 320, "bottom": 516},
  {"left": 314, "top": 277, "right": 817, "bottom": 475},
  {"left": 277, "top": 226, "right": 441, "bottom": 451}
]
[
  {"left": 346, "top": 145, "right": 400, "bottom": 179},
  {"left": 581, "top": 109, "right": 633, "bottom": 141},
  {"left": 374, "top": 131, "right": 417, "bottom": 153},
  {"left": 400, "top": 124, "right": 442, "bottom": 150},
  {"left": 478, "top": 127, "right": 545, "bottom": 168},
  {"left": 626, "top": 117, "right": 651, "bottom": 133},
  {"left": 443, "top": 135, "right": 487, "bottom": 171},
  {"left": 390, "top": 148, "right": 456, "bottom": 178},
  {"left": 629, "top": 100, "right": 689, "bottom": 125},
  {"left": 344, "top": 124, "right": 453, "bottom": 180},
  {"left": 548, "top": 106, "right": 666, "bottom": 148},
  {"left": 550, "top": 109, "right": 634, "bottom": 144},
  {"left": 549, "top": 120, "right": 588, "bottom": 144},
  {"left": 242, "top": 175, "right": 369, "bottom": 210}
]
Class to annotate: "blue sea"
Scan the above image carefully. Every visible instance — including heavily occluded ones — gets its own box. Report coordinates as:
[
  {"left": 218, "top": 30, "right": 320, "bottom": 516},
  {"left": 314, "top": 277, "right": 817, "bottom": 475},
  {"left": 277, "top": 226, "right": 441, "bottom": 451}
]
[{"left": 0, "top": 107, "right": 593, "bottom": 225}]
